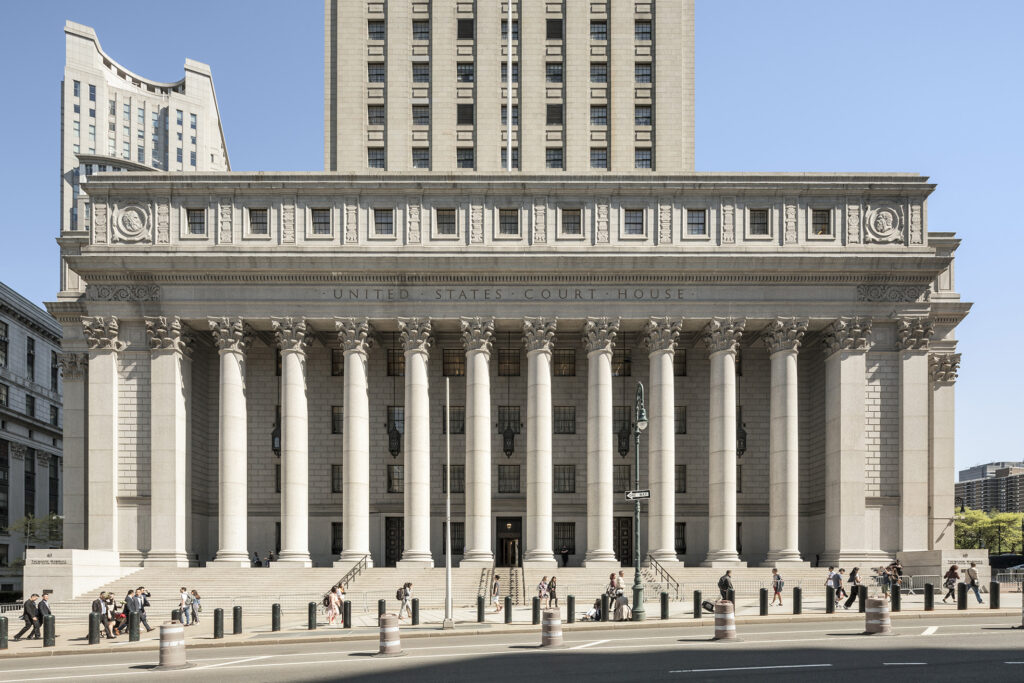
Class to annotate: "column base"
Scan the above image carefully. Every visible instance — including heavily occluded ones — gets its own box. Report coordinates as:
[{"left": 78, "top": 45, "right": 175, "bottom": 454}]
[
  {"left": 144, "top": 551, "right": 191, "bottom": 567},
  {"left": 210, "top": 558, "right": 253, "bottom": 568},
  {"left": 271, "top": 551, "right": 312, "bottom": 568},
  {"left": 522, "top": 558, "right": 558, "bottom": 569},
  {"left": 701, "top": 550, "right": 746, "bottom": 568},
  {"left": 583, "top": 550, "right": 620, "bottom": 568},
  {"left": 647, "top": 550, "right": 682, "bottom": 565},
  {"left": 760, "top": 551, "right": 809, "bottom": 568},
  {"left": 819, "top": 550, "right": 891, "bottom": 567},
  {"left": 211, "top": 550, "right": 252, "bottom": 567},
  {"left": 396, "top": 558, "right": 434, "bottom": 569},
  {"left": 335, "top": 551, "right": 373, "bottom": 568},
  {"left": 459, "top": 553, "right": 495, "bottom": 568}
]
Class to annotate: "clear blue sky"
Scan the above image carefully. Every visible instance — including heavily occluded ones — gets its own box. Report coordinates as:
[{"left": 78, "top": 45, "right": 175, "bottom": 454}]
[{"left": 0, "top": 1, "right": 1019, "bottom": 473}]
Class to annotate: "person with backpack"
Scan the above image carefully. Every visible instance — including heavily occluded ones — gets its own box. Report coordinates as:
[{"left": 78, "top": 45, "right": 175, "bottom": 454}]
[
  {"left": 942, "top": 564, "right": 960, "bottom": 603},
  {"left": 491, "top": 575, "right": 502, "bottom": 613},
  {"left": 179, "top": 587, "right": 192, "bottom": 626},
  {"left": 834, "top": 569, "right": 847, "bottom": 607},
  {"left": 770, "top": 568, "right": 784, "bottom": 606},
  {"left": 718, "top": 570, "right": 734, "bottom": 600},
  {"left": 397, "top": 582, "right": 412, "bottom": 620}
]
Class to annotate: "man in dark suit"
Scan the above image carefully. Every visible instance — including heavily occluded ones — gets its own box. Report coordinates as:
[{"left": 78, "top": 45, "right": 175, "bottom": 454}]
[
  {"left": 91, "top": 592, "right": 114, "bottom": 639},
  {"left": 129, "top": 587, "right": 154, "bottom": 632},
  {"left": 14, "top": 593, "right": 41, "bottom": 640}
]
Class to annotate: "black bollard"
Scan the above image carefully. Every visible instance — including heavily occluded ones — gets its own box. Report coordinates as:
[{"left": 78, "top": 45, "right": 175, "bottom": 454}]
[
  {"left": 693, "top": 590, "right": 702, "bottom": 618},
  {"left": 129, "top": 611, "right": 140, "bottom": 642},
  {"left": 858, "top": 584, "right": 867, "bottom": 613},
  {"left": 727, "top": 588, "right": 736, "bottom": 605},
  {"left": 990, "top": 581, "right": 1000, "bottom": 609},
  {"left": 567, "top": 595, "right": 575, "bottom": 623},
  {"left": 601, "top": 593, "right": 610, "bottom": 622},
  {"left": 378, "top": 599, "right": 386, "bottom": 618},
  {"left": 532, "top": 597, "right": 540, "bottom": 625},
  {"left": 0, "top": 615, "right": 7, "bottom": 650},
  {"left": 88, "top": 611, "right": 100, "bottom": 644},
  {"left": 924, "top": 583, "right": 934, "bottom": 611},
  {"left": 826, "top": 585, "right": 835, "bottom": 613},
  {"left": 271, "top": 603, "right": 281, "bottom": 632},
  {"left": 171, "top": 608, "right": 181, "bottom": 624},
  {"left": 759, "top": 588, "right": 768, "bottom": 616},
  {"left": 477, "top": 595, "right": 485, "bottom": 623},
  {"left": 43, "top": 614, "right": 55, "bottom": 647},
  {"left": 308, "top": 602, "right": 317, "bottom": 630},
  {"left": 233, "top": 605, "right": 243, "bottom": 634},
  {"left": 661, "top": 592, "right": 670, "bottom": 620},
  {"left": 343, "top": 601, "right": 352, "bottom": 629},
  {"left": 793, "top": 587, "right": 802, "bottom": 615},
  {"left": 957, "top": 582, "right": 967, "bottom": 610},
  {"left": 214, "top": 608, "right": 224, "bottom": 638},
  {"left": 412, "top": 598, "right": 420, "bottom": 625},
  {"left": 504, "top": 596, "right": 512, "bottom": 624}
]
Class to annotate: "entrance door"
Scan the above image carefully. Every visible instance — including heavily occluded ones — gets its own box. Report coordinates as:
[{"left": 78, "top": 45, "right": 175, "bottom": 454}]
[
  {"left": 385, "top": 517, "right": 404, "bottom": 567},
  {"left": 614, "top": 517, "right": 633, "bottom": 567},
  {"left": 496, "top": 517, "right": 522, "bottom": 567}
]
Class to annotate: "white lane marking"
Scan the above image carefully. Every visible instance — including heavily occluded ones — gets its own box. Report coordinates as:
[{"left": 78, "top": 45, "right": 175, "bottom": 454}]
[
  {"left": 569, "top": 639, "right": 609, "bottom": 650},
  {"left": 884, "top": 663, "right": 927, "bottom": 666},
  {"left": 193, "top": 655, "right": 272, "bottom": 670},
  {"left": 670, "top": 664, "right": 832, "bottom": 674},
  {"left": 922, "top": 626, "right": 938, "bottom": 636}
]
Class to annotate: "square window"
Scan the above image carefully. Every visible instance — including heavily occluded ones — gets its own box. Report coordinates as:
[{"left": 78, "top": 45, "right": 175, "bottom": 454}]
[
  {"left": 249, "top": 208, "right": 268, "bottom": 235},
  {"left": 546, "top": 63, "right": 563, "bottom": 83},
  {"left": 501, "top": 147, "right": 520, "bottom": 170},
  {"left": 498, "top": 209, "right": 519, "bottom": 235},
  {"left": 590, "top": 148, "right": 608, "bottom": 169},
  {"left": 675, "top": 406, "right": 687, "bottom": 434},
  {"left": 413, "top": 62, "right": 430, "bottom": 83},
  {"left": 750, "top": 209, "right": 769, "bottom": 235},
  {"left": 554, "top": 466, "right": 576, "bottom": 494},
  {"left": 275, "top": 463, "right": 281, "bottom": 493},
  {"left": 501, "top": 62, "right": 519, "bottom": 83},
  {"left": 311, "top": 208, "right": 332, "bottom": 234},
  {"left": 590, "top": 20, "right": 607, "bottom": 41},
  {"left": 368, "top": 105, "right": 385, "bottom": 125},
  {"left": 368, "top": 147, "right": 386, "bottom": 168},
  {"left": 441, "top": 464, "right": 465, "bottom": 493},
  {"left": 546, "top": 18, "right": 563, "bottom": 40},
  {"left": 674, "top": 350, "right": 687, "bottom": 376},
  {"left": 813, "top": 209, "right": 832, "bottom": 235},
  {"left": 614, "top": 464, "right": 631, "bottom": 493},
  {"left": 412, "top": 20, "right": 430, "bottom": 40},
  {"left": 635, "top": 20, "right": 652, "bottom": 41},
  {"left": 591, "top": 105, "right": 608, "bottom": 126},
  {"left": 331, "top": 406, "right": 343, "bottom": 434},
  {"left": 635, "top": 148, "right": 652, "bottom": 169},
  {"left": 562, "top": 209, "right": 582, "bottom": 235},
  {"left": 612, "top": 348, "right": 631, "bottom": 376},
  {"left": 331, "top": 348, "right": 344, "bottom": 376},
  {"left": 443, "top": 348, "right": 466, "bottom": 376},
  {"left": 546, "top": 104, "right": 563, "bottom": 126},
  {"left": 553, "top": 406, "right": 576, "bottom": 434},
  {"left": 497, "top": 406, "right": 521, "bottom": 434},
  {"left": 457, "top": 147, "right": 475, "bottom": 169},
  {"left": 457, "top": 62, "right": 475, "bottom": 83},
  {"left": 635, "top": 63, "right": 652, "bottom": 83},
  {"left": 387, "top": 405, "right": 405, "bottom": 435},
  {"left": 368, "top": 63, "right": 386, "bottom": 83},
  {"left": 190, "top": 151, "right": 196, "bottom": 166},
  {"left": 387, "top": 348, "right": 405, "bottom": 376},
  {"left": 457, "top": 103, "right": 474, "bottom": 126},
  {"left": 25, "top": 395, "right": 35, "bottom": 418},
  {"left": 635, "top": 105, "right": 652, "bottom": 126},
  {"left": 498, "top": 348, "right": 520, "bottom": 376},
  {"left": 546, "top": 147, "right": 563, "bottom": 169},
  {"left": 624, "top": 209, "right": 645, "bottom": 234},
  {"left": 0, "top": 384, "right": 7, "bottom": 407},
  {"left": 176, "top": 148, "right": 183, "bottom": 163},
  {"left": 436, "top": 208, "right": 456, "bottom": 235},
  {"left": 88, "top": 84, "right": 96, "bottom": 101},
  {"left": 737, "top": 464, "right": 743, "bottom": 493},
  {"left": 498, "top": 464, "right": 520, "bottom": 493},
  {"left": 552, "top": 348, "right": 575, "bottom": 376},
  {"left": 186, "top": 208, "right": 205, "bottom": 235},
  {"left": 368, "top": 20, "right": 385, "bottom": 40},
  {"left": 675, "top": 522, "right": 686, "bottom": 554},
  {"left": 374, "top": 208, "right": 394, "bottom": 235},
  {"left": 457, "top": 18, "right": 474, "bottom": 40},
  {"left": 676, "top": 464, "right": 687, "bottom": 493},
  {"left": 387, "top": 464, "right": 404, "bottom": 493},
  {"left": 501, "top": 104, "right": 519, "bottom": 126},
  {"left": 441, "top": 406, "right": 466, "bottom": 435},
  {"left": 687, "top": 209, "right": 706, "bottom": 235},
  {"left": 412, "top": 148, "right": 430, "bottom": 169},
  {"left": 412, "top": 104, "right": 430, "bottom": 125},
  {"left": 332, "top": 522, "right": 343, "bottom": 554},
  {"left": 501, "top": 19, "right": 519, "bottom": 41}
]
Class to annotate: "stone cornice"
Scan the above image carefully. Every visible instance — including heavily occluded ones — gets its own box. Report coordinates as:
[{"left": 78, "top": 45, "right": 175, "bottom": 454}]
[
  {"left": 335, "top": 317, "right": 374, "bottom": 355},
  {"left": 821, "top": 317, "right": 872, "bottom": 356},
  {"left": 762, "top": 318, "right": 808, "bottom": 355},
  {"left": 523, "top": 317, "right": 557, "bottom": 353},
  {"left": 702, "top": 318, "right": 745, "bottom": 354},
  {"left": 398, "top": 317, "right": 432, "bottom": 353},
  {"left": 644, "top": 317, "right": 683, "bottom": 353},
  {"left": 583, "top": 317, "right": 620, "bottom": 353},
  {"left": 460, "top": 317, "right": 495, "bottom": 354}
]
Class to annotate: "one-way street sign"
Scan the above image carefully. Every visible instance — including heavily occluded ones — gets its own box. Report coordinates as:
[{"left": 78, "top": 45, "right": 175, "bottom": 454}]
[{"left": 625, "top": 489, "right": 651, "bottom": 500}]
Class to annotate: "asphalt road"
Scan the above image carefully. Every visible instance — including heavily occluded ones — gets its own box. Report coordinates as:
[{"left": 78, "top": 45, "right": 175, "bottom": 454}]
[{"left": 2, "top": 616, "right": 1022, "bottom": 682}]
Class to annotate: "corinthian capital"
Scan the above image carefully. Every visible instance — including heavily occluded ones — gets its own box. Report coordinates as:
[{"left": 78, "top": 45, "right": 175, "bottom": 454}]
[
  {"left": 272, "top": 317, "right": 312, "bottom": 354},
  {"left": 336, "top": 318, "right": 374, "bottom": 355},
  {"left": 702, "top": 317, "right": 745, "bottom": 354},
  {"left": 82, "top": 316, "right": 127, "bottom": 352},
  {"left": 146, "top": 316, "right": 192, "bottom": 354},
  {"left": 897, "top": 317, "right": 933, "bottom": 351},
  {"left": 523, "top": 317, "right": 557, "bottom": 352},
  {"left": 460, "top": 317, "right": 495, "bottom": 354},
  {"left": 762, "top": 317, "right": 808, "bottom": 355},
  {"left": 821, "top": 317, "right": 872, "bottom": 356},
  {"left": 57, "top": 352, "right": 88, "bottom": 381},
  {"left": 643, "top": 317, "right": 683, "bottom": 353},
  {"left": 209, "top": 317, "right": 251, "bottom": 354},
  {"left": 398, "top": 317, "right": 432, "bottom": 352},
  {"left": 583, "top": 317, "right": 620, "bottom": 353},
  {"left": 929, "top": 353, "right": 961, "bottom": 384}
]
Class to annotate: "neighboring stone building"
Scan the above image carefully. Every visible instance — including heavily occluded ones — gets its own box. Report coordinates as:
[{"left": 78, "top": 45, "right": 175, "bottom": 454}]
[
  {"left": 956, "top": 465, "right": 1024, "bottom": 513},
  {"left": 0, "top": 282, "right": 63, "bottom": 594}
]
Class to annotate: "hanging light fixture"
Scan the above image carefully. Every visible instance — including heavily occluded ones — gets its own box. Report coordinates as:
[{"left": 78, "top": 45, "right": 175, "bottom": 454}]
[
  {"left": 387, "top": 331, "right": 401, "bottom": 458},
  {"left": 501, "top": 330, "right": 516, "bottom": 458}
]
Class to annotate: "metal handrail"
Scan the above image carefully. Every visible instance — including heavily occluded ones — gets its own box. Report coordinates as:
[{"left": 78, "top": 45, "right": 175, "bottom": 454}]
[
  {"left": 319, "top": 554, "right": 369, "bottom": 605},
  {"left": 645, "top": 554, "right": 681, "bottom": 600}
]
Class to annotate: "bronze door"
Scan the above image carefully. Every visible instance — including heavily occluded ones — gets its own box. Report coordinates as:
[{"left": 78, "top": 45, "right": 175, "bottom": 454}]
[
  {"left": 496, "top": 517, "right": 522, "bottom": 567},
  {"left": 614, "top": 517, "right": 633, "bottom": 567},
  {"left": 385, "top": 517, "right": 404, "bottom": 567}
]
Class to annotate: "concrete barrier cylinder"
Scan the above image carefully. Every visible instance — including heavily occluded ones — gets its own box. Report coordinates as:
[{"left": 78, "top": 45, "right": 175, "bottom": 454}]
[
  {"left": 532, "top": 597, "right": 540, "bottom": 625},
  {"left": 858, "top": 584, "right": 867, "bottom": 613},
  {"left": 271, "top": 603, "right": 280, "bottom": 632},
  {"left": 793, "top": 586, "right": 802, "bottom": 615},
  {"left": 693, "top": 590, "right": 702, "bottom": 618},
  {"left": 567, "top": 594, "right": 575, "bottom": 623},
  {"left": 891, "top": 584, "right": 901, "bottom": 612},
  {"left": 990, "top": 581, "right": 1000, "bottom": 609},
  {"left": 957, "top": 583, "right": 967, "bottom": 610},
  {"left": 759, "top": 588, "right": 768, "bottom": 616},
  {"left": 378, "top": 614, "right": 402, "bottom": 656},
  {"left": 924, "top": 583, "right": 934, "bottom": 611},
  {"left": 601, "top": 594, "right": 610, "bottom": 622},
  {"left": 378, "top": 599, "right": 386, "bottom": 618},
  {"left": 661, "top": 592, "right": 670, "bottom": 620},
  {"left": 343, "top": 600, "right": 352, "bottom": 629},
  {"left": 477, "top": 595, "right": 485, "bottom": 623},
  {"left": 232, "top": 606, "right": 242, "bottom": 635},
  {"left": 826, "top": 585, "right": 835, "bottom": 613},
  {"left": 412, "top": 598, "right": 419, "bottom": 625},
  {"left": 864, "top": 597, "right": 892, "bottom": 635},
  {"left": 713, "top": 600, "right": 736, "bottom": 640},
  {"left": 213, "top": 608, "right": 224, "bottom": 638},
  {"left": 541, "top": 609, "right": 563, "bottom": 647},
  {"left": 504, "top": 596, "right": 512, "bottom": 624},
  {"left": 0, "top": 615, "right": 7, "bottom": 650},
  {"left": 43, "top": 614, "right": 55, "bottom": 647},
  {"left": 88, "top": 612, "right": 100, "bottom": 644},
  {"left": 157, "top": 622, "right": 189, "bottom": 670},
  {"left": 129, "top": 611, "right": 140, "bottom": 642},
  {"left": 308, "top": 602, "right": 317, "bottom": 630}
]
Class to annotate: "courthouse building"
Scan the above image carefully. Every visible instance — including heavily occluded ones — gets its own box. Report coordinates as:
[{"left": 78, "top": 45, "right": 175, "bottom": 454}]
[{"left": 36, "top": 1, "right": 971, "bottom": 586}]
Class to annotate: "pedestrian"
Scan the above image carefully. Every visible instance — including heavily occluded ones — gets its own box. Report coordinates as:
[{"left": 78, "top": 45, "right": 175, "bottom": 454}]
[
  {"left": 190, "top": 590, "right": 202, "bottom": 624},
  {"left": 966, "top": 562, "right": 983, "bottom": 604},
  {"left": 268, "top": 551, "right": 277, "bottom": 564},
  {"left": 136, "top": 587, "right": 154, "bottom": 632},
  {"left": 770, "top": 568, "right": 784, "bottom": 606},
  {"left": 843, "top": 568, "right": 861, "bottom": 609},
  {"left": 584, "top": 599, "right": 600, "bottom": 621},
  {"left": 252, "top": 551, "right": 260, "bottom": 567},
  {"left": 537, "top": 576, "right": 549, "bottom": 604},
  {"left": 105, "top": 593, "right": 119, "bottom": 634},
  {"left": 617, "top": 570, "right": 626, "bottom": 592},
  {"left": 90, "top": 592, "right": 113, "bottom": 639},
  {"left": 718, "top": 570, "right": 734, "bottom": 601},
  {"left": 606, "top": 573, "right": 618, "bottom": 597},
  {"left": 398, "top": 582, "right": 412, "bottom": 620},
  {"left": 113, "top": 590, "right": 132, "bottom": 635},
  {"left": 179, "top": 587, "right": 192, "bottom": 626},
  {"left": 560, "top": 545, "right": 570, "bottom": 567},
  {"left": 37, "top": 593, "right": 52, "bottom": 636},
  {"left": 834, "top": 569, "right": 847, "bottom": 606},
  {"left": 14, "top": 593, "right": 41, "bottom": 641},
  {"left": 327, "top": 585, "right": 340, "bottom": 626},
  {"left": 547, "top": 576, "right": 558, "bottom": 609},
  {"left": 492, "top": 575, "right": 502, "bottom": 613},
  {"left": 942, "top": 564, "right": 960, "bottom": 603},
  {"left": 888, "top": 566, "right": 902, "bottom": 601}
]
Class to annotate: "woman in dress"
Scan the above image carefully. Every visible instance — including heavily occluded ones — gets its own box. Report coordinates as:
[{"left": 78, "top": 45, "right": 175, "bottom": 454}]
[
  {"left": 537, "top": 576, "right": 549, "bottom": 604},
  {"left": 190, "top": 590, "right": 202, "bottom": 624},
  {"left": 327, "top": 585, "right": 340, "bottom": 625},
  {"left": 942, "top": 564, "right": 960, "bottom": 603},
  {"left": 546, "top": 576, "right": 558, "bottom": 609}
]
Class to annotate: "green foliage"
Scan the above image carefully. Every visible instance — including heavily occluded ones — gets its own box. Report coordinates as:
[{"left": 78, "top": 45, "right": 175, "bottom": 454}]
[
  {"left": 956, "top": 508, "right": 1024, "bottom": 553},
  {"left": 6, "top": 513, "right": 63, "bottom": 546}
]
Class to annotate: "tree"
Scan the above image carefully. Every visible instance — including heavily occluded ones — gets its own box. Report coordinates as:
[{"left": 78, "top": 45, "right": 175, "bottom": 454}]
[
  {"left": 955, "top": 508, "right": 1024, "bottom": 554},
  {"left": 6, "top": 513, "right": 63, "bottom": 546}
]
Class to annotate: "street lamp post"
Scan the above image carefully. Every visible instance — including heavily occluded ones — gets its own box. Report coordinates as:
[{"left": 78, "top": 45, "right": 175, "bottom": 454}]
[{"left": 631, "top": 382, "right": 648, "bottom": 621}]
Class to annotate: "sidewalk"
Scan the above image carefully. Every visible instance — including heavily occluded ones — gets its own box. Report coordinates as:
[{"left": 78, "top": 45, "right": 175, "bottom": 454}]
[{"left": 2, "top": 592, "right": 1020, "bottom": 659}]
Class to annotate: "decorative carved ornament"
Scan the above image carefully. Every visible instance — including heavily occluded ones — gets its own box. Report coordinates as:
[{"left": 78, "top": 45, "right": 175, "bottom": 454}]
[
  {"left": 846, "top": 204, "right": 861, "bottom": 244},
  {"left": 335, "top": 317, "right": 374, "bottom": 355},
  {"left": 407, "top": 203, "right": 422, "bottom": 244},
  {"left": 345, "top": 201, "right": 359, "bottom": 244},
  {"left": 822, "top": 317, "right": 872, "bottom": 356},
  {"left": 57, "top": 352, "right": 89, "bottom": 381},
  {"left": 533, "top": 203, "right": 547, "bottom": 244},
  {"left": 86, "top": 284, "right": 161, "bottom": 302},
  {"left": 896, "top": 317, "right": 933, "bottom": 351},
  {"left": 523, "top": 317, "right": 557, "bottom": 352},
  {"left": 470, "top": 205, "right": 484, "bottom": 243},
  {"left": 783, "top": 200, "right": 797, "bottom": 244},
  {"left": 595, "top": 204, "right": 610, "bottom": 243},
  {"left": 762, "top": 317, "right": 808, "bottom": 355},
  {"left": 113, "top": 204, "right": 151, "bottom": 243},
  {"left": 82, "top": 316, "right": 127, "bottom": 352},
  {"left": 398, "top": 317, "right": 432, "bottom": 352},
  {"left": 644, "top": 317, "right": 682, "bottom": 353},
  {"left": 864, "top": 203, "right": 905, "bottom": 244},
  {"left": 929, "top": 353, "right": 960, "bottom": 384},
  {"left": 460, "top": 317, "right": 495, "bottom": 353},
  {"left": 281, "top": 205, "right": 296, "bottom": 243},
  {"left": 218, "top": 199, "right": 233, "bottom": 244},
  {"left": 145, "top": 316, "right": 191, "bottom": 354},
  {"left": 209, "top": 317, "right": 251, "bottom": 354},
  {"left": 910, "top": 204, "right": 923, "bottom": 245},
  {"left": 583, "top": 317, "right": 620, "bottom": 353},
  {"left": 857, "top": 284, "right": 929, "bottom": 302},
  {"left": 721, "top": 200, "right": 735, "bottom": 244},
  {"left": 272, "top": 317, "right": 311, "bottom": 353},
  {"left": 156, "top": 199, "right": 170, "bottom": 244},
  {"left": 658, "top": 204, "right": 673, "bottom": 244},
  {"left": 92, "top": 203, "right": 108, "bottom": 244},
  {"left": 702, "top": 317, "right": 745, "bottom": 354}
]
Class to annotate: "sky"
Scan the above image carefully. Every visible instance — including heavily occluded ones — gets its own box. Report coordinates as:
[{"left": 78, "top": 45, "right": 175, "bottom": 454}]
[{"left": 0, "top": 1, "right": 1020, "bottom": 473}]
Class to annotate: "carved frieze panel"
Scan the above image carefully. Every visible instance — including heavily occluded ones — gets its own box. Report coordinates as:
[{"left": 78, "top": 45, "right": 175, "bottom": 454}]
[
  {"left": 864, "top": 203, "right": 905, "bottom": 244},
  {"left": 112, "top": 203, "right": 151, "bottom": 243},
  {"left": 156, "top": 199, "right": 170, "bottom": 244},
  {"left": 595, "top": 204, "right": 610, "bottom": 243},
  {"left": 721, "top": 198, "right": 735, "bottom": 244},
  {"left": 658, "top": 203, "right": 672, "bottom": 244},
  {"left": 218, "top": 199, "right": 233, "bottom": 244},
  {"left": 345, "top": 200, "right": 358, "bottom": 244},
  {"left": 470, "top": 205, "right": 483, "bottom": 243},
  {"left": 846, "top": 203, "right": 861, "bottom": 244},
  {"left": 856, "top": 284, "right": 930, "bottom": 302},
  {"left": 910, "top": 204, "right": 923, "bottom": 245},
  {"left": 86, "top": 284, "right": 161, "bottom": 302},
  {"left": 281, "top": 205, "right": 296, "bottom": 243},
  {"left": 533, "top": 201, "right": 547, "bottom": 244},
  {"left": 783, "top": 199, "right": 797, "bottom": 244},
  {"left": 92, "top": 202, "right": 108, "bottom": 244}
]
